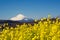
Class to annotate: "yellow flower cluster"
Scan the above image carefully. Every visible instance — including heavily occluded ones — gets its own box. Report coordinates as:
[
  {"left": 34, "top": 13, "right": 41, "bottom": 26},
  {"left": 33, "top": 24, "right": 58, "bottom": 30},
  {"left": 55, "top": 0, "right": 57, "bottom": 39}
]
[{"left": 0, "top": 17, "right": 60, "bottom": 40}]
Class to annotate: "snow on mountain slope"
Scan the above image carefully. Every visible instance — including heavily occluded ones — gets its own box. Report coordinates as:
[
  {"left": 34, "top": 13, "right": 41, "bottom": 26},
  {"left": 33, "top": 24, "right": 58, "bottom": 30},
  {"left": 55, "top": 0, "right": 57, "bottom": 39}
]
[{"left": 10, "top": 14, "right": 26, "bottom": 21}]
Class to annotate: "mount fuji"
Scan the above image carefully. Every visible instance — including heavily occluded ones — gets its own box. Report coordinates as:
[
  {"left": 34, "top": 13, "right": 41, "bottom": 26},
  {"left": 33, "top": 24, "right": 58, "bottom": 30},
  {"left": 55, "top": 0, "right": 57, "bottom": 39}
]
[{"left": 10, "top": 14, "right": 34, "bottom": 22}]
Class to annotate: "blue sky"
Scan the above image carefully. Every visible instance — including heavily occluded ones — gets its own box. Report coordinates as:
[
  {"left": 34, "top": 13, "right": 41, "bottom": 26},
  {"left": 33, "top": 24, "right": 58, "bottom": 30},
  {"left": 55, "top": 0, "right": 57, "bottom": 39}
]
[{"left": 0, "top": 0, "right": 60, "bottom": 19}]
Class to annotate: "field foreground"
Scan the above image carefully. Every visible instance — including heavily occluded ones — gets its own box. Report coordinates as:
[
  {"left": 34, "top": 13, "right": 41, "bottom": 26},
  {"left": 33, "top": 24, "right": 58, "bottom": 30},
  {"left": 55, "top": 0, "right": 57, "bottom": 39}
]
[{"left": 0, "top": 17, "right": 60, "bottom": 40}]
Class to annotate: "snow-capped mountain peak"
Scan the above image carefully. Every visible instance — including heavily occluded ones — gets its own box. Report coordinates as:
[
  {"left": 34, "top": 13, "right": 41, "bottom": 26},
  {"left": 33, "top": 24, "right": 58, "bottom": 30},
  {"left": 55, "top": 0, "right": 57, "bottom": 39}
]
[
  {"left": 10, "top": 14, "right": 34, "bottom": 22},
  {"left": 10, "top": 14, "right": 26, "bottom": 21}
]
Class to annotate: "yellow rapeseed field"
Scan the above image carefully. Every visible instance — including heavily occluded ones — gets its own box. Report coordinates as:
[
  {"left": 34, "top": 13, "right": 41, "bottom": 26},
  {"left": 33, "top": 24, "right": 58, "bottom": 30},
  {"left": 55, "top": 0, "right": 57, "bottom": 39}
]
[{"left": 0, "top": 17, "right": 60, "bottom": 40}]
